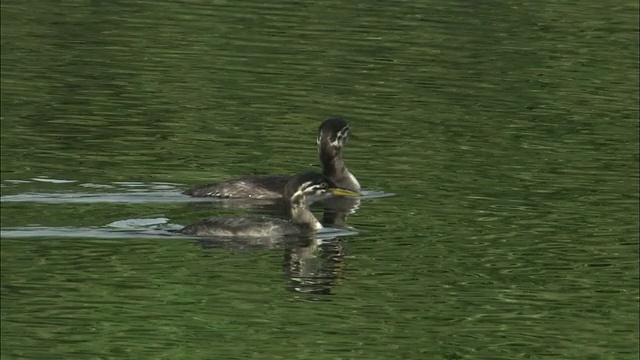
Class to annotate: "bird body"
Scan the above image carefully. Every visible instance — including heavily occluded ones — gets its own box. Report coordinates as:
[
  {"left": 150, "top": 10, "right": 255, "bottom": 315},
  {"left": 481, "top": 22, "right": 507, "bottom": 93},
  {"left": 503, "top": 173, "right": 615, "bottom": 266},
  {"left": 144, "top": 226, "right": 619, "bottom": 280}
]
[
  {"left": 183, "top": 118, "right": 359, "bottom": 199},
  {"left": 180, "top": 172, "right": 360, "bottom": 237},
  {"left": 184, "top": 174, "right": 289, "bottom": 199},
  {"left": 180, "top": 215, "right": 308, "bottom": 237}
]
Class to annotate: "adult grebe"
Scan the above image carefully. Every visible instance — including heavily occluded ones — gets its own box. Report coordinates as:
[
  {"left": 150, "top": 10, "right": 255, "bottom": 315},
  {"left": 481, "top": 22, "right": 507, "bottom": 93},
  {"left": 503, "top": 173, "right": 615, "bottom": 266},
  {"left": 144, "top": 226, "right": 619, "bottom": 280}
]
[{"left": 183, "top": 118, "right": 359, "bottom": 199}]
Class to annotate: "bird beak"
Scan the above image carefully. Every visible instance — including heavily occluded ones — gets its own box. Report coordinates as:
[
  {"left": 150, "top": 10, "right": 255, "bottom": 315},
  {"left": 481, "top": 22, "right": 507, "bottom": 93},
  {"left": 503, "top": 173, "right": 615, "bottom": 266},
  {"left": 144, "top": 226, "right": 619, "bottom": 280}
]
[{"left": 330, "top": 188, "right": 361, "bottom": 197}]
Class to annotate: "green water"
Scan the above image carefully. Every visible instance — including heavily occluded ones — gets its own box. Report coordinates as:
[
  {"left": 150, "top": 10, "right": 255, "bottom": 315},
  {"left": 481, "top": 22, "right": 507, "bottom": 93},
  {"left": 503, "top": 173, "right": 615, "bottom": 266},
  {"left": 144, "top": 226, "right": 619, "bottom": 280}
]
[{"left": 1, "top": 0, "right": 638, "bottom": 359}]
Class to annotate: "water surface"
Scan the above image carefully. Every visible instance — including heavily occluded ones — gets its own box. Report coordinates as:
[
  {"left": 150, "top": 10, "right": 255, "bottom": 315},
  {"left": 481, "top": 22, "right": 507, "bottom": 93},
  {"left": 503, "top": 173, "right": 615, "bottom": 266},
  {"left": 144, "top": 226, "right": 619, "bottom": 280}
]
[{"left": 1, "top": 0, "right": 638, "bottom": 359}]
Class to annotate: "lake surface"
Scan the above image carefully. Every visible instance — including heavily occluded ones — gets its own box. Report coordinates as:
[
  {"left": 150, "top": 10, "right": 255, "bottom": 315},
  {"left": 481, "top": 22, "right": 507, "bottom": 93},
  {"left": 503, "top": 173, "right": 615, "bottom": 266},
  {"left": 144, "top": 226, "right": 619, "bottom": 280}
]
[{"left": 1, "top": 0, "right": 638, "bottom": 359}]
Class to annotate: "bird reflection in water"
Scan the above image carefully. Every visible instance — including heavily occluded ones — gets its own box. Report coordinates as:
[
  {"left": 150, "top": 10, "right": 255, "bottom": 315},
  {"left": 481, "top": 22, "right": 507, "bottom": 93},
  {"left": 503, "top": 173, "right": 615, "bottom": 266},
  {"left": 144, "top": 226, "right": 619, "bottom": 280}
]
[{"left": 192, "top": 190, "right": 360, "bottom": 297}]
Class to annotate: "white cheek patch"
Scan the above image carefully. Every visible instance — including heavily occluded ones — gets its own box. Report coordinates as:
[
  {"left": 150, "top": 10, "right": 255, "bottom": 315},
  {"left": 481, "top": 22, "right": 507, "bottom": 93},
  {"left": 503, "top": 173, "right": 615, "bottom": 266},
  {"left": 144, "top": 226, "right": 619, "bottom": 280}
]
[
  {"left": 301, "top": 184, "right": 332, "bottom": 203},
  {"left": 292, "top": 181, "right": 314, "bottom": 199},
  {"left": 330, "top": 128, "right": 349, "bottom": 148},
  {"left": 304, "top": 184, "right": 322, "bottom": 195}
]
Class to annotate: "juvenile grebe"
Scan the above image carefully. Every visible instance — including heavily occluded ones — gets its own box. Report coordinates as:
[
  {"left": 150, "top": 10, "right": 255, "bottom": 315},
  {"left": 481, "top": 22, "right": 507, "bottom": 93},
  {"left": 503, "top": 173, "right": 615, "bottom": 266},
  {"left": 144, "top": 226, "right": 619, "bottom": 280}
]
[
  {"left": 180, "top": 172, "right": 360, "bottom": 237},
  {"left": 183, "top": 118, "right": 360, "bottom": 199}
]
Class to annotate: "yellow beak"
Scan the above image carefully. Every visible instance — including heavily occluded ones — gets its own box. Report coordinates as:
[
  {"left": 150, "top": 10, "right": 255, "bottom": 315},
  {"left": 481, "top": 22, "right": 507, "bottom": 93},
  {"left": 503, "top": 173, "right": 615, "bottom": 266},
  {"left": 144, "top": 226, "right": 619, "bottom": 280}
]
[{"left": 330, "top": 188, "right": 361, "bottom": 197}]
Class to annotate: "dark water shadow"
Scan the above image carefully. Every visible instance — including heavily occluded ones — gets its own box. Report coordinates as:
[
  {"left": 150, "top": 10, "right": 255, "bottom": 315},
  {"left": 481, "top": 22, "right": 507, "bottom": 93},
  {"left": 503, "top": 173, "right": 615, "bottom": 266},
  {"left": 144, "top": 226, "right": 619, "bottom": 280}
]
[
  {"left": 195, "top": 230, "right": 357, "bottom": 298},
  {"left": 1, "top": 220, "right": 359, "bottom": 299}
]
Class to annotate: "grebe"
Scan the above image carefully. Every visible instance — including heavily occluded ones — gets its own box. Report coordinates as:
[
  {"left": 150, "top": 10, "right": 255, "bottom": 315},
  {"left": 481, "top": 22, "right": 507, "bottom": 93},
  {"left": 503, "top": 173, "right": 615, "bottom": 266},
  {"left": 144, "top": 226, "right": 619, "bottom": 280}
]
[
  {"left": 180, "top": 172, "right": 360, "bottom": 237},
  {"left": 183, "top": 118, "right": 359, "bottom": 199}
]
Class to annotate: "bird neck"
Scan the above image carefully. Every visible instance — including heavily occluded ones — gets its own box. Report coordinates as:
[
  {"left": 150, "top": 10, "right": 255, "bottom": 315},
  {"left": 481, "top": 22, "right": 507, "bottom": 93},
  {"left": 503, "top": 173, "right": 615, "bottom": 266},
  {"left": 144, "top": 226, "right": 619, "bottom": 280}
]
[
  {"left": 319, "top": 146, "right": 360, "bottom": 192},
  {"left": 288, "top": 199, "right": 323, "bottom": 230}
]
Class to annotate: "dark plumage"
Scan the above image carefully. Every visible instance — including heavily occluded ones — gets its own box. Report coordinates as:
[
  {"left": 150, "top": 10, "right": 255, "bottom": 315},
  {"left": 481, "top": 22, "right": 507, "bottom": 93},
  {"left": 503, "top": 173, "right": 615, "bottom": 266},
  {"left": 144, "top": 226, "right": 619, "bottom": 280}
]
[
  {"left": 184, "top": 175, "right": 290, "bottom": 198},
  {"left": 183, "top": 118, "right": 359, "bottom": 199},
  {"left": 180, "top": 172, "right": 360, "bottom": 237}
]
